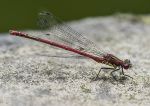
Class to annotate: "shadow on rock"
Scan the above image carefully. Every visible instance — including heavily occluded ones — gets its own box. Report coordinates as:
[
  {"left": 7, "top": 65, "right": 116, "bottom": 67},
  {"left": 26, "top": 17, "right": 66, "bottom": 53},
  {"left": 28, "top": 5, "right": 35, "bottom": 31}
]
[{"left": 90, "top": 75, "right": 131, "bottom": 84}]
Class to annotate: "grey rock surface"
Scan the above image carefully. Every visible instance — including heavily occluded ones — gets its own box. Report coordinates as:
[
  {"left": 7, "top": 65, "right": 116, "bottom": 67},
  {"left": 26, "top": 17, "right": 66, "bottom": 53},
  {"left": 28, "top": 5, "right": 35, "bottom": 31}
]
[{"left": 0, "top": 14, "right": 150, "bottom": 106}]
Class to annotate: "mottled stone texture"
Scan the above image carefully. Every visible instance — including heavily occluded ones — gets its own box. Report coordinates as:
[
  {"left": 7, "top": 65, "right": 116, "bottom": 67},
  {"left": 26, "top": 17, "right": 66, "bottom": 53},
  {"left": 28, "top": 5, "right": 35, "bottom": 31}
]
[{"left": 0, "top": 14, "right": 150, "bottom": 106}]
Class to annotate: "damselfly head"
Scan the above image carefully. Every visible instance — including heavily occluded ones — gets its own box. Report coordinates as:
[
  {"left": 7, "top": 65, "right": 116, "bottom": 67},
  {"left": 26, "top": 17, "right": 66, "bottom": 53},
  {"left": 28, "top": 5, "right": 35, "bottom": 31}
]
[{"left": 123, "top": 59, "right": 132, "bottom": 69}]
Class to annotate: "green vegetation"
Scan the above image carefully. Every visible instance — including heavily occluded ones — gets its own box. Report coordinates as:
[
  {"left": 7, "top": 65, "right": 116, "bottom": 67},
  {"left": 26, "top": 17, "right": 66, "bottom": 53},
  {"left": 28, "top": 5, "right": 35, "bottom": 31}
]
[{"left": 0, "top": 0, "right": 150, "bottom": 32}]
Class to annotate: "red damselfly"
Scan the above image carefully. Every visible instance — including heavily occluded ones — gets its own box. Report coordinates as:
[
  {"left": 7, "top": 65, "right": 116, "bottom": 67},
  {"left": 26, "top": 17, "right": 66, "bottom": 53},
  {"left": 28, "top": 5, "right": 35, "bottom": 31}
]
[{"left": 9, "top": 11, "right": 132, "bottom": 80}]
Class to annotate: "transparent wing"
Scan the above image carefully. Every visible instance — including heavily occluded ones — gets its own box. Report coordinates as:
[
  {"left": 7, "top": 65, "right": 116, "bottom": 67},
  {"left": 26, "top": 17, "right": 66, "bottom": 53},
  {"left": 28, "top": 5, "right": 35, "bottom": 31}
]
[{"left": 36, "top": 11, "right": 105, "bottom": 57}]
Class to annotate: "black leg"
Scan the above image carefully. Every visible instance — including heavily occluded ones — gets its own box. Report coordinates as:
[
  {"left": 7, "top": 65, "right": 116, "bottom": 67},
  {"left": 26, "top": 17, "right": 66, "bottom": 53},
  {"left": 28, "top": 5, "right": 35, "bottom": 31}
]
[
  {"left": 95, "top": 67, "right": 115, "bottom": 79},
  {"left": 121, "top": 67, "right": 133, "bottom": 79},
  {"left": 110, "top": 67, "right": 120, "bottom": 80},
  {"left": 94, "top": 67, "right": 133, "bottom": 81}
]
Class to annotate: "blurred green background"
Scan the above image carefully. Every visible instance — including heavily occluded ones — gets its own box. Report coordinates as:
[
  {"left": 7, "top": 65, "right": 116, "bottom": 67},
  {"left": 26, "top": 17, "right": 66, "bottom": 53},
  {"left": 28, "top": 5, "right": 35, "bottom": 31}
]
[{"left": 0, "top": 0, "right": 150, "bottom": 33}]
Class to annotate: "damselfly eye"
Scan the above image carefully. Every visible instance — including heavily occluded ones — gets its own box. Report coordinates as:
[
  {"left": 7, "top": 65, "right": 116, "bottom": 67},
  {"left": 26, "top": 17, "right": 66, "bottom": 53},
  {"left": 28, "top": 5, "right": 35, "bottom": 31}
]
[{"left": 123, "top": 59, "right": 132, "bottom": 69}]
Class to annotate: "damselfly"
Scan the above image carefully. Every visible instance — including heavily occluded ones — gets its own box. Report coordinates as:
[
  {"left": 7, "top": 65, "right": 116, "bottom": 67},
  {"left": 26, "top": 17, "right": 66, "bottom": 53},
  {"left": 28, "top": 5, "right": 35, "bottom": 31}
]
[{"left": 9, "top": 11, "right": 132, "bottom": 80}]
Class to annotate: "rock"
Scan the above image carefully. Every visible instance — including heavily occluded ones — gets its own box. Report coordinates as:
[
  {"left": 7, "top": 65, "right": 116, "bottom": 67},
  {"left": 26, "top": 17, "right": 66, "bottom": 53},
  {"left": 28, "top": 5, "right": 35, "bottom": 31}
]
[{"left": 0, "top": 14, "right": 150, "bottom": 106}]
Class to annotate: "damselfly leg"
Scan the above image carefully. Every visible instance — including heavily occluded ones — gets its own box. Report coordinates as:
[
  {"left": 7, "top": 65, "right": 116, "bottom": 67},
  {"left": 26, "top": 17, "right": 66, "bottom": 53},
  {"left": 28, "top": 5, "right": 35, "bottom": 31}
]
[
  {"left": 120, "top": 67, "right": 133, "bottom": 79},
  {"left": 95, "top": 66, "right": 133, "bottom": 80},
  {"left": 95, "top": 67, "right": 116, "bottom": 80}
]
